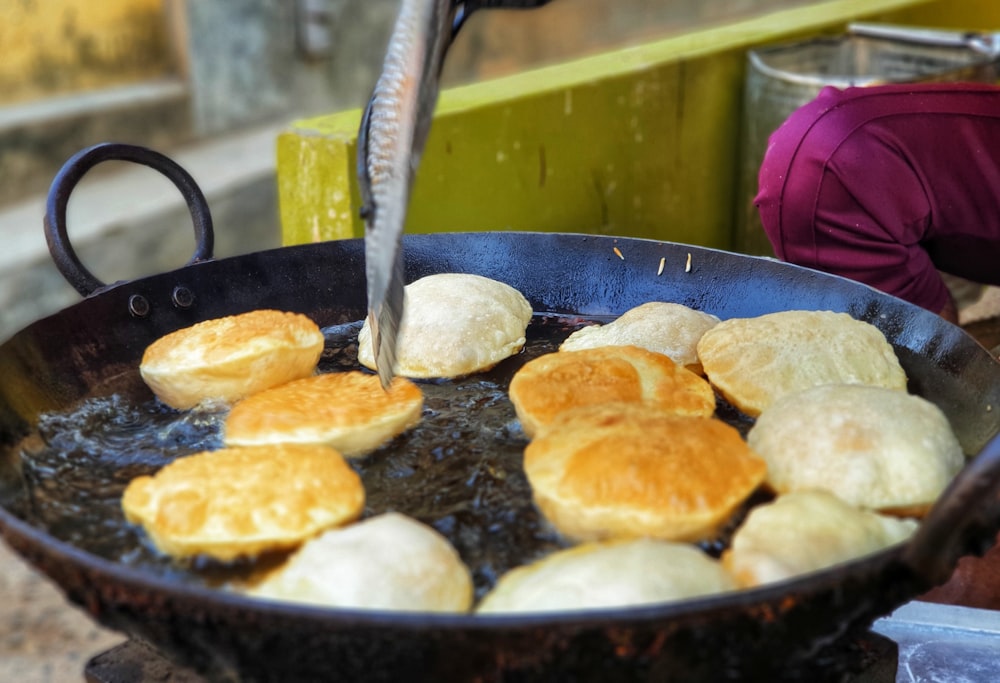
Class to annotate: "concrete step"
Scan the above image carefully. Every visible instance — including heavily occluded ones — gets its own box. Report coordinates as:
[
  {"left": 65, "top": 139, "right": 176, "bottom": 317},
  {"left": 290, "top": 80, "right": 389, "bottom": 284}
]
[
  {"left": 0, "top": 122, "right": 287, "bottom": 342},
  {"left": 0, "top": 79, "right": 194, "bottom": 210}
]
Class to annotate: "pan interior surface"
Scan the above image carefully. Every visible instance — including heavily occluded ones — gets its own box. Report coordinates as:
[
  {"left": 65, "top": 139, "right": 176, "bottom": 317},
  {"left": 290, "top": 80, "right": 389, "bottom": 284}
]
[
  {"left": 1, "top": 232, "right": 999, "bottom": 681},
  {"left": 8, "top": 311, "right": 764, "bottom": 602}
]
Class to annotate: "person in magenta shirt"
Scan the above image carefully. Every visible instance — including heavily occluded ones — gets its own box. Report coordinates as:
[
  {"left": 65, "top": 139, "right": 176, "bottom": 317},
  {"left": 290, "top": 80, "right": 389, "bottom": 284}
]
[{"left": 755, "top": 82, "right": 1000, "bottom": 322}]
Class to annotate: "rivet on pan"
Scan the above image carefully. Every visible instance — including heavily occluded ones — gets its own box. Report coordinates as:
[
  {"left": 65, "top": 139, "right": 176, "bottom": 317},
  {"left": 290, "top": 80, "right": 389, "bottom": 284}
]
[
  {"left": 171, "top": 286, "right": 195, "bottom": 309},
  {"left": 128, "top": 294, "right": 150, "bottom": 318}
]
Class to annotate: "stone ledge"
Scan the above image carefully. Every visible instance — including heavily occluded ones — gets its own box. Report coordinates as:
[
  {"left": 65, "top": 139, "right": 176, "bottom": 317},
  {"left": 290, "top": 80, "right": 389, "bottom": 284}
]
[
  {"left": 0, "top": 79, "right": 195, "bottom": 208},
  {"left": 0, "top": 122, "right": 287, "bottom": 342}
]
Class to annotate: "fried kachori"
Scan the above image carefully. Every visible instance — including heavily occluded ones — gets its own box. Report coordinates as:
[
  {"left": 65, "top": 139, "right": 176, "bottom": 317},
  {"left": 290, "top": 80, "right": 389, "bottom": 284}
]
[
  {"left": 121, "top": 444, "right": 364, "bottom": 562},
  {"left": 357, "top": 273, "right": 533, "bottom": 378},
  {"left": 477, "top": 538, "right": 736, "bottom": 614},
  {"left": 508, "top": 345, "right": 717, "bottom": 439},
  {"left": 722, "top": 489, "right": 919, "bottom": 587},
  {"left": 224, "top": 371, "right": 423, "bottom": 458},
  {"left": 139, "top": 309, "right": 325, "bottom": 410},
  {"left": 695, "top": 310, "right": 907, "bottom": 417},
  {"left": 559, "top": 302, "right": 720, "bottom": 374},
  {"left": 245, "top": 512, "right": 473, "bottom": 612},
  {"left": 523, "top": 402, "right": 767, "bottom": 542},
  {"left": 747, "top": 383, "right": 964, "bottom": 514}
]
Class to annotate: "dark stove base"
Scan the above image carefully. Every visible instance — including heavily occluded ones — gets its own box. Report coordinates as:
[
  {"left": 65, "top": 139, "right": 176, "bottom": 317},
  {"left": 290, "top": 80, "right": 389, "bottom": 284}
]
[
  {"left": 86, "top": 639, "right": 206, "bottom": 683},
  {"left": 84, "top": 633, "right": 900, "bottom": 683}
]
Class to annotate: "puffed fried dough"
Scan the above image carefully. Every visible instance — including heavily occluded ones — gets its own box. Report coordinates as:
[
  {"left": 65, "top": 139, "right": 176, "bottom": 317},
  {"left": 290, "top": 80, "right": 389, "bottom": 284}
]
[
  {"left": 723, "top": 490, "right": 918, "bottom": 587},
  {"left": 524, "top": 403, "right": 767, "bottom": 542},
  {"left": 560, "top": 302, "right": 720, "bottom": 374},
  {"left": 224, "top": 371, "right": 423, "bottom": 458},
  {"left": 139, "top": 309, "right": 325, "bottom": 410},
  {"left": 508, "top": 345, "right": 716, "bottom": 438},
  {"left": 121, "top": 444, "right": 364, "bottom": 562},
  {"left": 477, "top": 538, "right": 736, "bottom": 614},
  {"left": 747, "top": 384, "right": 964, "bottom": 514},
  {"left": 695, "top": 310, "right": 907, "bottom": 418},
  {"left": 246, "top": 513, "right": 473, "bottom": 613},
  {"left": 357, "top": 273, "right": 533, "bottom": 378}
]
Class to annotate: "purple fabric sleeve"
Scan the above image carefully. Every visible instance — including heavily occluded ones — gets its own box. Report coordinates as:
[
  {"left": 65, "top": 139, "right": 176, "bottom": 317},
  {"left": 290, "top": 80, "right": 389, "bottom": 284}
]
[{"left": 755, "top": 82, "right": 1000, "bottom": 314}]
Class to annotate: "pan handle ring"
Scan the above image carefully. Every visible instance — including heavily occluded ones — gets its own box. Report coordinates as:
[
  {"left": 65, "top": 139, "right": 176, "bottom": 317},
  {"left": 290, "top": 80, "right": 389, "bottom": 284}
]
[{"left": 43, "top": 142, "right": 215, "bottom": 297}]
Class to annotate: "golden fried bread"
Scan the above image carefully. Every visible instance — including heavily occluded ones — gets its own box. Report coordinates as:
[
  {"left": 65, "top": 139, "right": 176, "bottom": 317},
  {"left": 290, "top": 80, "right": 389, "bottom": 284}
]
[
  {"left": 246, "top": 513, "right": 473, "bottom": 612},
  {"left": 747, "top": 384, "right": 964, "bottom": 514},
  {"left": 140, "top": 309, "right": 325, "bottom": 410},
  {"left": 121, "top": 444, "right": 364, "bottom": 562},
  {"left": 695, "top": 310, "right": 907, "bottom": 417},
  {"left": 224, "top": 371, "right": 423, "bottom": 458},
  {"left": 560, "top": 302, "right": 719, "bottom": 374},
  {"left": 723, "top": 490, "right": 918, "bottom": 587},
  {"left": 477, "top": 538, "right": 735, "bottom": 614},
  {"left": 524, "top": 403, "right": 767, "bottom": 542},
  {"left": 508, "top": 345, "right": 716, "bottom": 438},
  {"left": 357, "top": 273, "right": 533, "bottom": 378}
]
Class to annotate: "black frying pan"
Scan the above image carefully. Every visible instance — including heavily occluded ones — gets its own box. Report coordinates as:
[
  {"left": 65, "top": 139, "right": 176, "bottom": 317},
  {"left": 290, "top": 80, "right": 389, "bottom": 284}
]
[{"left": 2, "top": 145, "right": 1000, "bottom": 682}]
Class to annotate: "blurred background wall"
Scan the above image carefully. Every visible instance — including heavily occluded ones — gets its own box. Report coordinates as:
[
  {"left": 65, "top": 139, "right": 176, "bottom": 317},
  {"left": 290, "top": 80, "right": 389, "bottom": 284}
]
[
  {"left": 2, "top": 0, "right": 990, "bottom": 341},
  {"left": 0, "top": 0, "right": 816, "bottom": 206}
]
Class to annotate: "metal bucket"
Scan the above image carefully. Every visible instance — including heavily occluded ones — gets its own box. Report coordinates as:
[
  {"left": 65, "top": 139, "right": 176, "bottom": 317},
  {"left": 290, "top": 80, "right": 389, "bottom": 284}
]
[{"left": 736, "top": 24, "right": 1000, "bottom": 256}]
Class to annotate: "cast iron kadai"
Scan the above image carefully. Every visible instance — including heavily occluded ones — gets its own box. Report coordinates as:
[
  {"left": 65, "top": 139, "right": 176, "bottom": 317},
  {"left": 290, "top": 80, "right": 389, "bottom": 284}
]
[{"left": 2, "top": 144, "right": 1000, "bottom": 682}]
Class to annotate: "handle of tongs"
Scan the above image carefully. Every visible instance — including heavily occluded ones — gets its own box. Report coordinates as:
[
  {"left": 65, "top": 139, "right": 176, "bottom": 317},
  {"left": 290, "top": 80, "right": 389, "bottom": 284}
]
[
  {"left": 848, "top": 22, "right": 1000, "bottom": 57},
  {"left": 902, "top": 430, "right": 1000, "bottom": 587}
]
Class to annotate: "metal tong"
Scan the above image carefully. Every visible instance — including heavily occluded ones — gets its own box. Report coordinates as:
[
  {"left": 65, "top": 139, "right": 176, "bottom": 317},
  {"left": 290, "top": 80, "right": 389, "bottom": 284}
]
[
  {"left": 848, "top": 22, "right": 1000, "bottom": 58},
  {"left": 358, "top": 0, "right": 553, "bottom": 388}
]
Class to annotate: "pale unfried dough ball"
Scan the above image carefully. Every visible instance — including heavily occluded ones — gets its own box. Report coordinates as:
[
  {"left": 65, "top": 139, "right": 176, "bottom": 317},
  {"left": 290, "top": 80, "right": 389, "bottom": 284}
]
[
  {"left": 245, "top": 513, "right": 473, "bottom": 613},
  {"left": 747, "top": 383, "right": 963, "bottom": 514},
  {"left": 357, "top": 273, "right": 532, "bottom": 378},
  {"left": 560, "top": 301, "right": 719, "bottom": 374},
  {"left": 478, "top": 538, "right": 736, "bottom": 614},
  {"left": 723, "top": 490, "right": 919, "bottom": 587},
  {"left": 696, "top": 310, "right": 907, "bottom": 417}
]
